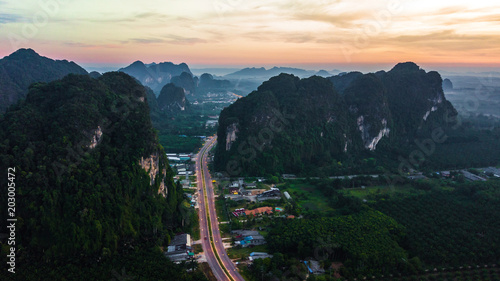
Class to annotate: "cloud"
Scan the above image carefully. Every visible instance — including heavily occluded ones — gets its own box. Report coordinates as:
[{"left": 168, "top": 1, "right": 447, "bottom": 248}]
[
  {"left": 78, "top": 12, "right": 171, "bottom": 24},
  {"left": 0, "top": 13, "right": 24, "bottom": 24},
  {"left": 237, "top": 30, "right": 317, "bottom": 44},
  {"left": 392, "top": 30, "right": 457, "bottom": 43},
  {"left": 63, "top": 42, "right": 123, "bottom": 49},
  {"left": 63, "top": 42, "right": 98, "bottom": 48},
  {"left": 130, "top": 38, "right": 165, "bottom": 44},
  {"left": 442, "top": 14, "right": 500, "bottom": 26},
  {"left": 278, "top": 0, "right": 343, "bottom": 14},
  {"left": 164, "top": 35, "right": 207, "bottom": 45},
  {"left": 432, "top": 6, "right": 469, "bottom": 15},
  {"left": 292, "top": 12, "right": 367, "bottom": 28},
  {"left": 134, "top": 12, "right": 165, "bottom": 19},
  {"left": 129, "top": 35, "right": 207, "bottom": 45},
  {"left": 475, "top": 14, "right": 500, "bottom": 22},
  {"left": 284, "top": 34, "right": 316, "bottom": 43},
  {"left": 206, "top": 0, "right": 360, "bottom": 29},
  {"left": 386, "top": 30, "right": 500, "bottom": 51}
]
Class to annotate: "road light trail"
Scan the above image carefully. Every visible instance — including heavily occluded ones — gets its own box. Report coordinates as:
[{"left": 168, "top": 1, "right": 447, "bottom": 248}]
[{"left": 196, "top": 136, "right": 245, "bottom": 281}]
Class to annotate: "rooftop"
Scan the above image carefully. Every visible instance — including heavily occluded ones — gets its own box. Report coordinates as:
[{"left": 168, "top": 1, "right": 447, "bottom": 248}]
[
  {"left": 245, "top": 207, "right": 273, "bottom": 216},
  {"left": 169, "top": 233, "right": 191, "bottom": 247}
]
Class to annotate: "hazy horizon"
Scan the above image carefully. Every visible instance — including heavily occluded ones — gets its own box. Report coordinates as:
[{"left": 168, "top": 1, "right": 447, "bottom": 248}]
[
  {"left": 73, "top": 61, "right": 500, "bottom": 77},
  {"left": 3, "top": 48, "right": 500, "bottom": 77}
]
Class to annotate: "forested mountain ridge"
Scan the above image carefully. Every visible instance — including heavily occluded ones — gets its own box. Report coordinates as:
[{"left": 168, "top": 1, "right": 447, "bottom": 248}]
[
  {"left": 0, "top": 48, "right": 88, "bottom": 112},
  {"left": 0, "top": 72, "right": 201, "bottom": 280},
  {"left": 214, "top": 62, "right": 458, "bottom": 176}
]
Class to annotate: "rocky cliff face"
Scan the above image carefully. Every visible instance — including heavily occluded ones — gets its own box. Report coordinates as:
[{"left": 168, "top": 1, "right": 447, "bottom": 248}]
[
  {"left": 86, "top": 126, "right": 103, "bottom": 149},
  {"left": 357, "top": 116, "right": 390, "bottom": 151},
  {"left": 343, "top": 73, "right": 392, "bottom": 151},
  {"left": 214, "top": 63, "right": 457, "bottom": 175},
  {"left": 225, "top": 123, "right": 239, "bottom": 151},
  {"left": 381, "top": 63, "right": 456, "bottom": 140},
  {"left": 140, "top": 152, "right": 168, "bottom": 197}
]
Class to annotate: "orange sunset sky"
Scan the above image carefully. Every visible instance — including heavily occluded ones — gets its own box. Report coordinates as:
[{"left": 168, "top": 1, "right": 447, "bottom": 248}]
[{"left": 0, "top": 0, "right": 499, "bottom": 71}]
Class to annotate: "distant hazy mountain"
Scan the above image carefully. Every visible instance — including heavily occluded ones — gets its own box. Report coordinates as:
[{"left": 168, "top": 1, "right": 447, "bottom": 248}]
[
  {"left": 225, "top": 67, "right": 266, "bottom": 77},
  {"left": 314, "top": 70, "right": 331, "bottom": 77},
  {"left": 225, "top": 66, "right": 315, "bottom": 78},
  {"left": 0, "top": 48, "right": 88, "bottom": 112},
  {"left": 198, "top": 73, "right": 232, "bottom": 93},
  {"left": 88, "top": 71, "right": 102, "bottom": 78},
  {"left": 267, "top": 67, "right": 313, "bottom": 77},
  {"left": 118, "top": 60, "right": 192, "bottom": 94},
  {"left": 118, "top": 61, "right": 150, "bottom": 80},
  {"left": 191, "top": 68, "right": 241, "bottom": 76},
  {"left": 157, "top": 83, "right": 187, "bottom": 111},
  {"left": 170, "top": 72, "right": 197, "bottom": 96},
  {"left": 215, "top": 62, "right": 457, "bottom": 176},
  {"left": 442, "top": 78, "right": 454, "bottom": 91}
]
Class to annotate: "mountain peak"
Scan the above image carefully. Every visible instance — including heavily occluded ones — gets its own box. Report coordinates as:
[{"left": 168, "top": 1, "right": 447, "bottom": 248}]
[
  {"left": 130, "top": 60, "right": 146, "bottom": 67},
  {"left": 14, "top": 48, "right": 38, "bottom": 54},
  {"left": 8, "top": 48, "right": 40, "bottom": 59},
  {"left": 0, "top": 49, "right": 88, "bottom": 112},
  {"left": 390, "top": 62, "right": 420, "bottom": 73}
]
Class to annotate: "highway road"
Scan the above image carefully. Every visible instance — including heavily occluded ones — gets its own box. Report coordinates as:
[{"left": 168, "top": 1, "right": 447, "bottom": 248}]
[{"left": 196, "top": 136, "right": 245, "bottom": 281}]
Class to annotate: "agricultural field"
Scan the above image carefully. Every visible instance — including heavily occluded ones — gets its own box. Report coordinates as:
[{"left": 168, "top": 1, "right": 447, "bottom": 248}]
[
  {"left": 371, "top": 182, "right": 500, "bottom": 268},
  {"left": 227, "top": 244, "right": 269, "bottom": 260},
  {"left": 338, "top": 184, "right": 427, "bottom": 202},
  {"left": 280, "top": 181, "right": 335, "bottom": 213},
  {"left": 385, "top": 266, "right": 500, "bottom": 281}
]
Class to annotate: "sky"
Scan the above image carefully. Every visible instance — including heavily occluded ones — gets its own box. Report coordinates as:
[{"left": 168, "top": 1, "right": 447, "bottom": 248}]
[{"left": 0, "top": 0, "right": 499, "bottom": 71}]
